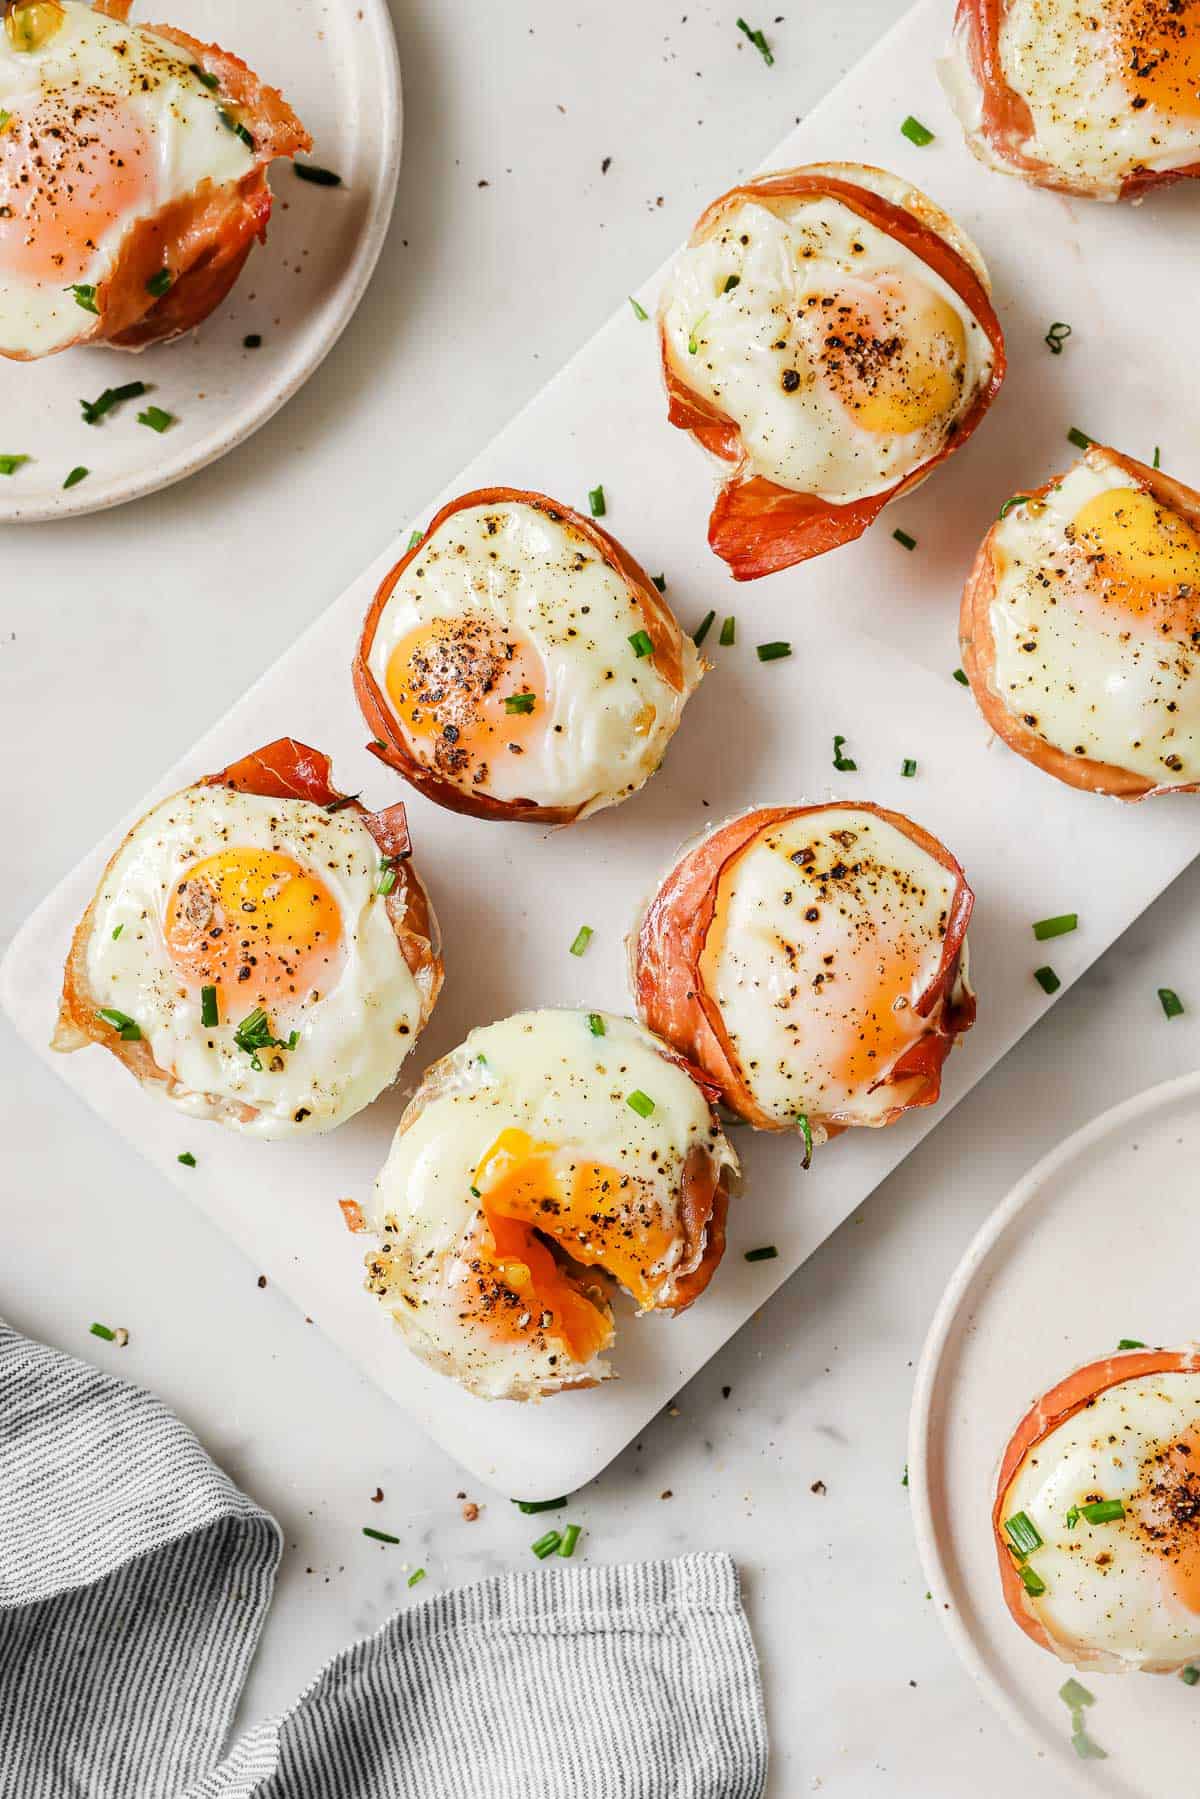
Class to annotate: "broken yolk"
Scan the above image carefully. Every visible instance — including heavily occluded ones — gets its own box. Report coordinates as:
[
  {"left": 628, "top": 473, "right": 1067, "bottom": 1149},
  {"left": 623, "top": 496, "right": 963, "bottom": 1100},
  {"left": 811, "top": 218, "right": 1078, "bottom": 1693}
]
[
  {"left": 385, "top": 615, "right": 547, "bottom": 773},
  {"left": 468, "top": 1126, "right": 678, "bottom": 1362},
  {"left": 813, "top": 276, "right": 966, "bottom": 436},
  {"left": 1072, "top": 487, "right": 1200, "bottom": 631},
  {"left": 164, "top": 848, "right": 342, "bottom": 1011},
  {"left": 0, "top": 91, "right": 153, "bottom": 285},
  {"left": 1118, "top": 0, "right": 1200, "bottom": 122}
]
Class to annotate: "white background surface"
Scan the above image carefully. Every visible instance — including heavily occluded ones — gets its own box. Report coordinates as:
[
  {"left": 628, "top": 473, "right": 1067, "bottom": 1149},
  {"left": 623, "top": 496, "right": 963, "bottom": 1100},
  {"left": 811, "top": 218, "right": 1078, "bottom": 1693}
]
[{"left": 4, "top": 1, "right": 1199, "bottom": 1791}]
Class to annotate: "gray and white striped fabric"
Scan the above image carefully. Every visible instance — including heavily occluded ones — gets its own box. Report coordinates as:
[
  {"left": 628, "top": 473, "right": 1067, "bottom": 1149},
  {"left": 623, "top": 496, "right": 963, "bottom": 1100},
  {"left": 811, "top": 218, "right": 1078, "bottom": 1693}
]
[{"left": 0, "top": 1321, "right": 768, "bottom": 1798}]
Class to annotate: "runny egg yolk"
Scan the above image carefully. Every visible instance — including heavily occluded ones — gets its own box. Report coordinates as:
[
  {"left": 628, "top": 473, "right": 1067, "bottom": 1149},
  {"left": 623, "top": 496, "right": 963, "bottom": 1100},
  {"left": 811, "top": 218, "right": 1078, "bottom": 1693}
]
[
  {"left": 164, "top": 848, "right": 342, "bottom": 1011},
  {"left": 807, "top": 275, "right": 966, "bottom": 436},
  {"left": 1131, "top": 1423, "right": 1200, "bottom": 1614},
  {"left": 1071, "top": 487, "right": 1200, "bottom": 630},
  {"left": 386, "top": 616, "right": 547, "bottom": 774},
  {"left": 0, "top": 89, "right": 154, "bottom": 285},
  {"left": 1118, "top": 0, "right": 1200, "bottom": 121}
]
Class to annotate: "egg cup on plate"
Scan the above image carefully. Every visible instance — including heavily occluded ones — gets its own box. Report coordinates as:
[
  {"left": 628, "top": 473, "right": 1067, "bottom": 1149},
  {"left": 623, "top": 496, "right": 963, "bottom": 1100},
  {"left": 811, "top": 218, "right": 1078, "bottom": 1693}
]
[
  {"left": 631, "top": 804, "right": 975, "bottom": 1144},
  {"left": 54, "top": 737, "right": 442, "bottom": 1138},
  {"left": 961, "top": 445, "right": 1200, "bottom": 798},
  {"left": 0, "top": 0, "right": 309, "bottom": 359},
  {"left": 941, "top": 0, "right": 1200, "bottom": 200},
  {"left": 995, "top": 1345, "right": 1200, "bottom": 1672},
  {"left": 354, "top": 487, "right": 706, "bottom": 824},
  {"left": 362, "top": 1008, "right": 736, "bottom": 1400},
  {"left": 657, "top": 162, "right": 1006, "bottom": 580}
]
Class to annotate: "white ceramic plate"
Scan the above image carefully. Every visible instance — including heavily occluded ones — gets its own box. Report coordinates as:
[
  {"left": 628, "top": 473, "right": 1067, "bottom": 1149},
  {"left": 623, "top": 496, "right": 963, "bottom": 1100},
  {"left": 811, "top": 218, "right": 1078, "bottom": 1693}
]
[
  {"left": 4, "top": 0, "right": 1200, "bottom": 1500},
  {"left": 0, "top": 0, "right": 400, "bottom": 523},
  {"left": 909, "top": 1071, "right": 1200, "bottom": 1796}
]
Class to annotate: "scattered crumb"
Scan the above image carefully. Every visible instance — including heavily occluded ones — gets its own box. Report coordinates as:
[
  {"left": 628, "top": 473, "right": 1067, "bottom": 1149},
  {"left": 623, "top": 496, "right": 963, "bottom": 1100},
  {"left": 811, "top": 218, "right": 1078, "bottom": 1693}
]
[
  {"left": 601, "top": 155, "right": 611, "bottom": 173},
  {"left": 810, "top": 1479, "right": 826, "bottom": 1496},
  {"left": 370, "top": 1488, "right": 384, "bottom": 1504},
  {"left": 660, "top": 1489, "right": 673, "bottom": 1500},
  {"left": 477, "top": 178, "right": 489, "bottom": 188},
  {"left": 462, "top": 1502, "right": 480, "bottom": 1522},
  {"left": 721, "top": 1385, "right": 732, "bottom": 1399},
  {"left": 668, "top": 1405, "right": 680, "bottom": 1418},
  {"left": 114, "top": 1328, "right": 129, "bottom": 1348},
  {"left": 257, "top": 1274, "right": 267, "bottom": 1289}
]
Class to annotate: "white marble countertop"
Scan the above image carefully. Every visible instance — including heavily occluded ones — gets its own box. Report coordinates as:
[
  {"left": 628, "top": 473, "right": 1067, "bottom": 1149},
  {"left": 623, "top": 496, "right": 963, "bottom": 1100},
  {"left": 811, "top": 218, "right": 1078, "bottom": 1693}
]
[{"left": 3, "top": 1, "right": 1196, "bottom": 1791}]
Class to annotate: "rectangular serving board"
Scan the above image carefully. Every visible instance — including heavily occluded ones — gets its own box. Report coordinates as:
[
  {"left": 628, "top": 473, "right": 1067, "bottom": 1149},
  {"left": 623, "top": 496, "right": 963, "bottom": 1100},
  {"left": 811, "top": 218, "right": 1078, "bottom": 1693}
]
[{"left": 6, "top": 0, "right": 1200, "bottom": 1500}]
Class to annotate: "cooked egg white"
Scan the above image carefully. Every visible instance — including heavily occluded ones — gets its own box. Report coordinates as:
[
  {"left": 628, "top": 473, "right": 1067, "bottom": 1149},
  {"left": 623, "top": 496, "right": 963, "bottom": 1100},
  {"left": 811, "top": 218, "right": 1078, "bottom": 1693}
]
[
  {"left": 84, "top": 785, "right": 425, "bottom": 1137},
  {"left": 365, "top": 1008, "right": 736, "bottom": 1401},
  {"left": 697, "top": 808, "right": 966, "bottom": 1125},
  {"left": 0, "top": 1, "right": 254, "bottom": 356},
  {"left": 1003, "top": 1369, "right": 1200, "bottom": 1670},
  {"left": 660, "top": 171, "right": 994, "bottom": 504},
  {"left": 367, "top": 500, "right": 702, "bottom": 817},
  {"left": 987, "top": 457, "right": 1200, "bottom": 786}
]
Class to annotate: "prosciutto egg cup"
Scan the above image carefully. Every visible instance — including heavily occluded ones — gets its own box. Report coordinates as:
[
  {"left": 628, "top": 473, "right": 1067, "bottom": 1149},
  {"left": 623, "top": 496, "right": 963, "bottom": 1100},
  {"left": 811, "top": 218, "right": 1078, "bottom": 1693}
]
[
  {"left": 961, "top": 445, "right": 1200, "bottom": 799},
  {"left": 995, "top": 1346, "right": 1200, "bottom": 1673},
  {"left": 54, "top": 737, "right": 442, "bottom": 1138},
  {"left": 362, "top": 1008, "right": 736, "bottom": 1401},
  {"left": 631, "top": 804, "right": 975, "bottom": 1143},
  {"left": 0, "top": 0, "right": 309, "bottom": 359},
  {"left": 942, "top": 0, "right": 1200, "bottom": 201},
  {"left": 354, "top": 487, "right": 705, "bottom": 824},
  {"left": 658, "top": 162, "right": 1006, "bottom": 580}
]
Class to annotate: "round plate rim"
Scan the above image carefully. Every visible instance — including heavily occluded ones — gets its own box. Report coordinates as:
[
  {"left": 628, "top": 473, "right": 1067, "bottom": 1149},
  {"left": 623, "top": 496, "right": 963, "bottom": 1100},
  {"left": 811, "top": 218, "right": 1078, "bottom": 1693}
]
[
  {"left": 0, "top": 0, "right": 402, "bottom": 525},
  {"left": 908, "top": 1066, "right": 1200, "bottom": 1795}
]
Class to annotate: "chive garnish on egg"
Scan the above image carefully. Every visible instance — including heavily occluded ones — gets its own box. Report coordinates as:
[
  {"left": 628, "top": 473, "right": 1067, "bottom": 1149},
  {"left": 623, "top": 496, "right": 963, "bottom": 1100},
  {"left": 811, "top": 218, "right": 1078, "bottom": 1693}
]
[
  {"left": 587, "top": 1013, "right": 606, "bottom": 1037},
  {"left": 218, "top": 108, "right": 255, "bottom": 149},
  {"left": 796, "top": 1112, "right": 813, "bottom": 1169},
  {"left": 189, "top": 62, "right": 220, "bottom": 89},
  {"left": 504, "top": 692, "right": 536, "bottom": 714},
  {"left": 629, "top": 629, "right": 654, "bottom": 658},
  {"left": 1079, "top": 1499, "right": 1125, "bottom": 1525},
  {"left": 146, "top": 268, "right": 173, "bottom": 298},
  {"left": 97, "top": 1007, "right": 141, "bottom": 1041},
  {"left": 626, "top": 1090, "right": 655, "bottom": 1118},
  {"left": 377, "top": 862, "right": 398, "bottom": 897},
  {"left": 200, "top": 985, "right": 219, "bottom": 1029},
  {"left": 68, "top": 284, "right": 99, "bottom": 314},
  {"left": 1004, "top": 1511, "right": 1043, "bottom": 1557}
]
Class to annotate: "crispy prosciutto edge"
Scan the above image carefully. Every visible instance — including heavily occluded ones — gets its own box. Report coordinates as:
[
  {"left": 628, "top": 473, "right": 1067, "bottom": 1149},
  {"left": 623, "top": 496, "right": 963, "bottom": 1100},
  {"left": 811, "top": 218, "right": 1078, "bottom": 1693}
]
[
  {"left": 948, "top": 0, "right": 1200, "bottom": 200},
  {"left": 632, "top": 803, "right": 976, "bottom": 1134},
  {"left": 353, "top": 486, "right": 701, "bottom": 824},
  {"left": 53, "top": 737, "right": 443, "bottom": 1131},
  {"left": 2, "top": 6, "right": 310, "bottom": 361},
  {"left": 960, "top": 446, "right": 1200, "bottom": 800},
  {"left": 993, "top": 1346, "right": 1200, "bottom": 1667},
  {"left": 660, "top": 167, "right": 1006, "bottom": 581}
]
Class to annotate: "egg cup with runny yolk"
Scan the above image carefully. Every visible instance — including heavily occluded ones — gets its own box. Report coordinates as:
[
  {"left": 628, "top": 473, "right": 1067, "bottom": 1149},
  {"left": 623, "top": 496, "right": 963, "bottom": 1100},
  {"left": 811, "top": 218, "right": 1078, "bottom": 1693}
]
[
  {"left": 941, "top": 0, "right": 1200, "bottom": 200},
  {"left": 53, "top": 739, "right": 443, "bottom": 1139},
  {"left": 995, "top": 1346, "right": 1200, "bottom": 1673},
  {"left": 354, "top": 487, "right": 706, "bottom": 824},
  {"left": 657, "top": 162, "right": 1005, "bottom": 579},
  {"left": 960, "top": 445, "right": 1200, "bottom": 798},
  {"left": 362, "top": 1009, "right": 737, "bottom": 1401},
  {"left": 631, "top": 803, "right": 975, "bottom": 1140},
  {"left": 0, "top": 0, "right": 309, "bottom": 359}
]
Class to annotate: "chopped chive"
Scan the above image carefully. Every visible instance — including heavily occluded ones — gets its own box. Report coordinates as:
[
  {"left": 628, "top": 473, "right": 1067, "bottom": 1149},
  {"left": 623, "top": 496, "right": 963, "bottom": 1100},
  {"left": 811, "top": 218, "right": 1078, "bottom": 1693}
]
[
  {"left": 998, "top": 495, "right": 1034, "bottom": 519},
  {"left": 1017, "top": 1563, "right": 1046, "bottom": 1596},
  {"left": 97, "top": 1007, "right": 141, "bottom": 1041},
  {"left": 588, "top": 484, "right": 606, "bottom": 517},
  {"left": 294, "top": 161, "right": 343, "bottom": 187},
  {"left": 892, "top": 528, "right": 917, "bottom": 551},
  {"left": 1153, "top": 446, "right": 1162, "bottom": 469},
  {"left": 687, "top": 312, "right": 708, "bottom": 354},
  {"left": 0, "top": 110, "right": 10, "bottom": 133},
  {"left": 723, "top": 273, "right": 741, "bottom": 293},
  {"left": 137, "top": 405, "right": 174, "bottom": 433},
  {"left": 1044, "top": 321, "right": 1072, "bottom": 355},
  {"left": 627, "top": 1089, "right": 655, "bottom": 1118},
  {"left": 832, "top": 733, "right": 857, "bottom": 771},
  {"left": 900, "top": 114, "right": 934, "bottom": 146},
  {"left": 243, "top": 333, "right": 262, "bottom": 349},
  {"left": 1079, "top": 1499, "right": 1125, "bottom": 1525},
  {"left": 90, "top": 1322, "right": 117, "bottom": 1341},
  {"left": 587, "top": 1012, "right": 606, "bottom": 1037},
  {"left": 1061, "top": 1679, "right": 1095, "bottom": 1712},
  {"left": 504, "top": 691, "right": 536, "bottom": 715},
  {"left": 513, "top": 1496, "right": 567, "bottom": 1513},
  {"left": 63, "top": 465, "right": 89, "bottom": 490},
  {"left": 629, "top": 295, "right": 649, "bottom": 321},
  {"left": 532, "top": 1529, "right": 563, "bottom": 1558},
  {"left": 1118, "top": 1338, "right": 1145, "bottom": 1349},
  {"left": 80, "top": 381, "right": 147, "bottom": 425},
  {"left": 756, "top": 640, "right": 791, "bottom": 661},
  {"left": 377, "top": 863, "right": 398, "bottom": 897},
  {"left": 796, "top": 1112, "right": 813, "bottom": 1169},
  {"left": 218, "top": 108, "right": 254, "bottom": 148},
  {"left": 1182, "top": 1666, "right": 1200, "bottom": 1686},
  {"left": 146, "top": 268, "right": 173, "bottom": 298},
  {"left": 629, "top": 629, "right": 654, "bottom": 658},
  {"left": 68, "top": 283, "right": 99, "bottom": 314},
  {"left": 744, "top": 1245, "right": 778, "bottom": 1262},
  {"left": 901, "top": 758, "right": 917, "bottom": 778},
  {"left": 736, "top": 17, "right": 774, "bottom": 63},
  {"left": 189, "top": 62, "right": 220, "bottom": 88},
  {"left": 952, "top": 667, "right": 968, "bottom": 685},
  {"left": 407, "top": 528, "right": 424, "bottom": 551},
  {"left": 0, "top": 454, "right": 29, "bottom": 475},
  {"left": 902, "top": 1465, "right": 909, "bottom": 1487},
  {"left": 233, "top": 1006, "right": 297, "bottom": 1070},
  {"left": 1158, "top": 987, "right": 1184, "bottom": 1018},
  {"left": 363, "top": 1526, "right": 400, "bottom": 1544},
  {"left": 1071, "top": 1728, "right": 1107, "bottom": 1761},
  {"left": 111, "top": 924, "right": 123, "bottom": 940},
  {"left": 719, "top": 615, "right": 735, "bottom": 647},
  {"left": 200, "top": 985, "right": 219, "bottom": 1029},
  {"left": 558, "top": 1523, "right": 582, "bottom": 1558},
  {"left": 1066, "top": 1505, "right": 1081, "bottom": 1529},
  {"left": 693, "top": 609, "right": 716, "bottom": 647},
  {"left": 177, "top": 1151, "right": 196, "bottom": 1167},
  {"left": 1034, "top": 965, "right": 1060, "bottom": 994},
  {"left": 569, "top": 925, "right": 593, "bottom": 957},
  {"left": 1004, "top": 1511, "right": 1043, "bottom": 1556},
  {"left": 407, "top": 1567, "right": 426, "bottom": 1587},
  {"left": 1067, "top": 426, "right": 1093, "bottom": 451},
  {"left": 1033, "top": 913, "right": 1077, "bottom": 941}
]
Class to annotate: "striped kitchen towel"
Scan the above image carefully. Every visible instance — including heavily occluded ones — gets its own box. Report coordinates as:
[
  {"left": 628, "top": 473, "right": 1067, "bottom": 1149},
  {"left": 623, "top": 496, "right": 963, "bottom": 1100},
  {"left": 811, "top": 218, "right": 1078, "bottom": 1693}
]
[{"left": 0, "top": 1321, "right": 768, "bottom": 1798}]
